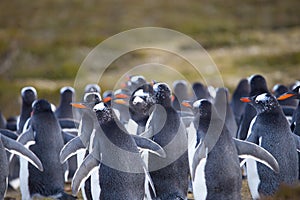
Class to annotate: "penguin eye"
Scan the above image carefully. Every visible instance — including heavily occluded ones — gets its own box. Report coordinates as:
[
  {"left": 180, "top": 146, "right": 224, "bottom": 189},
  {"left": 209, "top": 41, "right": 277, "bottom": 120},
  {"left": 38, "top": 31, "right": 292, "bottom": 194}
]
[{"left": 255, "top": 100, "right": 259, "bottom": 104}]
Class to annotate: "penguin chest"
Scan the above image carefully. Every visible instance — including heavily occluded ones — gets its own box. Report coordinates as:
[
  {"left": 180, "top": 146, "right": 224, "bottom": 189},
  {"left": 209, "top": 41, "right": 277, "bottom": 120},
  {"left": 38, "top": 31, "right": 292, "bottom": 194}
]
[{"left": 193, "top": 157, "right": 208, "bottom": 200}]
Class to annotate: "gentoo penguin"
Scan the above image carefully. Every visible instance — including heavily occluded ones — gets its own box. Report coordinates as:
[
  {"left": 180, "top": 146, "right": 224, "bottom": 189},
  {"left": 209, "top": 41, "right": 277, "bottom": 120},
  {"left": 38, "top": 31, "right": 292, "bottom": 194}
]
[
  {"left": 277, "top": 85, "right": 300, "bottom": 179},
  {"left": 278, "top": 85, "right": 300, "bottom": 134},
  {"left": 172, "top": 80, "right": 190, "bottom": 111},
  {"left": 55, "top": 86, "right": 79, "bottom": 180},
  {"left": 6, "top": 116, "right": 17, "bottom": 131},
  {"left": 237, "top": 74, "right": 269, "bottom": 140},
  {"left": 214, "top": 87, "right": 238, "bottom": 137},
  {"left": 9, "top": 86, "right": 37, "bottom": 190},
  {"left": 272, "top": 84, "right": 297, "bottom": 107},
  {"left": 84, "top": 84, "right": 101, "bottom": 93},
  {"left": 0, "top": 133, "right": 43, "bottom": 200},
  {"left": 241, "top": 93, "right": 300, "bottom": 199},
  {"left": 17, "top": 99, "right": 75, "bottom": 200},
  {"left": 73, "top": 92, "right": 102, "bottom": 200},
  {"left": 192, "top": 82, "right": 212, "bottom": 101},
  {"left": 60, "top": 101, "right": 165, "bottom": 199},
  {"left": 187, "top": 100, "right": 279, "bottom": 200},
  {"left": 55, "top": 86, "right": 76, "bottom": 119},
  {"left": 122, "top": 75, "right": 147, "bottom": 94},
  {"left": 17, "top": 86, "right": 37, "bottom": 134},
  {"left": 230, "top": 78, "right": 250, "bottom": 126},
  {"left": 127, "top": 83, "right": 154, "bottom": 135},
  {"left": 143, "top": 82, "right": 189, "bottom": 199}
]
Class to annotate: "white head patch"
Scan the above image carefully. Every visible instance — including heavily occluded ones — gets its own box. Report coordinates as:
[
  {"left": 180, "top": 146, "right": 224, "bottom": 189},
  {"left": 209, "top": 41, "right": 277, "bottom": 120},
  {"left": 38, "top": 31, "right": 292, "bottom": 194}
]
[
  {"left": 21, "top": 86, "right": 37, "bottom": 96},
  {"left": 84, "top": 92, "right": 102, "bottom": 102},
  {"left": 133, "top": 96, "right": 144, "bottom": 105},
  {"left": 255, "top": 93, "right": 269, "bottom": 102},
  {"left": 193, "top": 100, "right": 202, "bottom": 108},
  {"left": 60, "top": 86, "right": 75, "bottom": 94},
  {"left": 134, "top": 89, "right": 149, "bottom": 97},
  {"left": 131, "top": 75, "right": 145, "bottom": 83},
  {"left": 93, "top": 102, "right": 106, "bottom": 111}
]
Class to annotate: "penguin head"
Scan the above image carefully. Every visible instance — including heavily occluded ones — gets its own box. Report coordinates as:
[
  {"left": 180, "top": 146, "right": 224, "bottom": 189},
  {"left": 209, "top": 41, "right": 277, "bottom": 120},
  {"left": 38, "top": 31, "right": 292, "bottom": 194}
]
[
  {"left": 272, "top": 84, "right": 288, "bottom": 97},
  {"left": 248, "top": 74, "right": 269, "bottom": 96},
  {"left": 93, "top": 102, "right": 113, "bottom": 124},
  {"left": 83, "top": 92, "right": 102, "bottom": 108},
  {"left": 21, "top": 86, "right": 37, "bottom": 105},
  {"left": 153, "top": 82, "right": 172, "bottom": 106},
  {"left": 60, "top": 86, "right": 75, "bottom": 102},
  {"left": 129, "top": 84, "right": 155, "bottom": 115},
  {"left": 173, "top": 80, "right": 188, "bottom": 98},
  {"left": 126, "top": 75, "right": 147, "bottom": 92},
  {"left": 32, "top": 99, "right": 52, "bottom": 115},
  {"left": 84, "top": 84, "right": 101, "bottom": 93},
  {"left": 193, "top": 99, "right": 218, "bottom": 120},
  {"left": 277, "top": 85, "right": 300, "bottom": 101},
  {"left": 241, "top": 93, "right": 280, "bottom": 114}
]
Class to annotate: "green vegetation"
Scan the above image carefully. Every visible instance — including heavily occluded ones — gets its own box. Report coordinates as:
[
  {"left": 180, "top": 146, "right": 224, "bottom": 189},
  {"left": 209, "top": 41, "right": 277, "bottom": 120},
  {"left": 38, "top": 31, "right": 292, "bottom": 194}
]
[{"left": 0, "top": 0, "right": 299, "bottom": 117}]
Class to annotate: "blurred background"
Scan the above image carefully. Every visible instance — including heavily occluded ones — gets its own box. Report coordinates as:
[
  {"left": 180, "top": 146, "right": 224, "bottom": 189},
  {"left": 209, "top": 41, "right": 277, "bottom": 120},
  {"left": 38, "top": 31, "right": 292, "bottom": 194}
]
[{"left": 0, "top": 0, "right": 299, "bottom": 117}]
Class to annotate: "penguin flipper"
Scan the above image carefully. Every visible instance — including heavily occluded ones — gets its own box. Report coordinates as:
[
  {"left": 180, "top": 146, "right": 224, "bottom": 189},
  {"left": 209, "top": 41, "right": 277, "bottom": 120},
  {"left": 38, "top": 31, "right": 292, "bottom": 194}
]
[
  {"left": 62, "top": 131, "right": 77, "bottom": 144},
  {"left": 17, "top": 127, "right": 35, "bottom": 146},
  {"left": 292, "top": 134, "right": 300, "bottom": 152},
  {"left": 234, "top": 138, "right": 279, "bottom": 173},
  {"left": 0, "top": 128, "right": 18, "bottom": 140},
  {"left": 59, "top": 118, "right": 80, "bottom": 129},
  {"left": 1, "top": 134, "right": 43, "bottom": 171},
  {"left": 60, "top": 136, "right": 86, "bottom": 163},
  {"left": 72, "top": 153, "right": 100, "bottom": 195},
  {"left": 192, "top": 142, "right": 208, "bottom": 180},
  {"left": 132, "top": 135, "right": 166, "bottom": 158},
  {"left": 140, "top": 126, "right": 154, "bottom": 139}
]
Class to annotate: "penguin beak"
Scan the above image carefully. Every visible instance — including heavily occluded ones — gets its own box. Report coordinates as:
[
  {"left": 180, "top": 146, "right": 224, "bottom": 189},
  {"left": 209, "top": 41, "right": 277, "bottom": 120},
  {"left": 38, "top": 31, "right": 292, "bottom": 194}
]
[
  {"left": 120, "top": 82, "right": 127, "bottom": 88},
  {"left": 240, "top": 97, "right": 251, "bottom": 103},
  {"left": 181, "top": 101, "right": 192, "bottom": 108},
  {"left": 114, "top": 99, "right": 128, "bottom": 105},
  {"left": 70, "top": 103, "right": 88, "bottom": 109},
  {"left": 277, "top": 93, "right": 296, "bottom": 101},
  {"left": 114, "top": 94, "right": 129, "bottom": 99},
  {"left": 171, "top": 95, "right": 175, "bottom": 102},
  {"left": 103, "top": 97, "right": 112, "bottom": 103}
]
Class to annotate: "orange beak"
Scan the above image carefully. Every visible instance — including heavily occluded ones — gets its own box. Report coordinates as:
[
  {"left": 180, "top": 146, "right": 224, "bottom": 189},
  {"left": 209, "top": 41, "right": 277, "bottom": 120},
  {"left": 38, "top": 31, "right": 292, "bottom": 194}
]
[
  {"left": 114, "top": 94, "right": 129, "bottom": 99},
  {"left": 171, "top": 95, "right": 175, "bottom": 102},
  {"left": 103, "top": 97, "right": 112, "bottom": 103},
  {"left": 71, "top": 103, "right": 88, "bottom": 109},
  {"left": 113, "top": 99, "right": 127, "bottom": 105},
  {"left": 277, "top": 93, "right": 296, "bottom": 101},
  {"left": 240, "top": 97, "right": 251, "bottom": 103},
  {"left": 181, "top": 101, "right": 192, "bottom": 108}
]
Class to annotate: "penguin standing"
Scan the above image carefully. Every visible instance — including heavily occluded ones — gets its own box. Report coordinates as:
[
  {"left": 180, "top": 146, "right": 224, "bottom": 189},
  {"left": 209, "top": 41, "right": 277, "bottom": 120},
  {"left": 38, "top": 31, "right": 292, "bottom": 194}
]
[
  {"left": 17, "top": 86, "right": 37, "bottom": 134},
  {"left": 187, "top": 100, "right": 279, "bottom": 200},
  {"left": 18, "top": 99, "right": 75, "bottom": 200},
  {"left": 60, "top": 101, "right": 165, "bottom": 200},
  {"left": 172, "top": 80, "right": 190, "bottom": 111},
  {"left": 145, "top": 82, "right": 189, "bottom": 199},
  {"left": 55, "top": 86, "right": 76, "bottom": 119},
  {"left": 0, "top": 133, "right": 43, "bottom": 200},
  {"left": 237, "top": 74, "right": 269, "bottom": 140},
  {"left": 230, "top": 78, "right": 250, "bottom": 126},
  {"left": 241, "top": 93, "right": 300, "bottom": 199},
  {"left": 278, "top": 85, "right": 300, "bottom": 179},
  {"left": 9, "top": 86, "right": 37, "bottom": 190},
  {"left": 55, "top": 86, "right": 79, "bottom": 180},
  {"left": 192, "top": 82, "right": 212, "bottom": 101},
  {"left": 127, "top": 84, "right": 154, "bottom": 135},
  {"left": 214, "top": 87, "right": 238, "bottom": 137}
]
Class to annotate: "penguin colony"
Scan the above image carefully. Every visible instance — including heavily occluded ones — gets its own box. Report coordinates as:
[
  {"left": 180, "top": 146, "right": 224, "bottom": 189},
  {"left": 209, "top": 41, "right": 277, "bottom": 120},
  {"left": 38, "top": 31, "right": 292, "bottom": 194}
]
[{"left": 0, "top": 74, "right": 300, "bottom": 200}]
